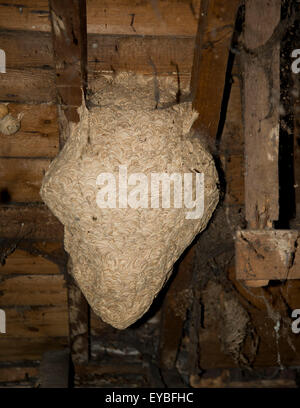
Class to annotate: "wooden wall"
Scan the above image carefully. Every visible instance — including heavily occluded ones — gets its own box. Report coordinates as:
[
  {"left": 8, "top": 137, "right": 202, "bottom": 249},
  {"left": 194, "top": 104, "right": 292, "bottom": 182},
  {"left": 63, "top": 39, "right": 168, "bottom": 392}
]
[{"left": 0, "top": 0, "right": 299, "bottom": 387}]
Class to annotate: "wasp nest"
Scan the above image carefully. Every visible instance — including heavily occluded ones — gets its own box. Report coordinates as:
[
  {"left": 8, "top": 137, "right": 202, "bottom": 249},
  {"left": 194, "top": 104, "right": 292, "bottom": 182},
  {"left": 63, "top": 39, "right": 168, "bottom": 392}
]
[{"left": 41, "top": 73, "right": 219, "bottom": 329}]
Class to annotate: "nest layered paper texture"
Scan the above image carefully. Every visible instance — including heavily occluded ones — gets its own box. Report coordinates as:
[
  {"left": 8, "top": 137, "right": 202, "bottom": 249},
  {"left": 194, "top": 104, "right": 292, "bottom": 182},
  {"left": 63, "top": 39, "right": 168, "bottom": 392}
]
[{"left": 41, "top": 73, "right": 219, "bottom": 329}]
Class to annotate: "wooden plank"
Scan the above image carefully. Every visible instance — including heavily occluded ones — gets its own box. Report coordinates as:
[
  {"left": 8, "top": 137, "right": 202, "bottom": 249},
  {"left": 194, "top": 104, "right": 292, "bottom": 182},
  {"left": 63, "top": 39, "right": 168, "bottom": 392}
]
[
  {"left": 0, "top": 337, "right": 68, "bottom": 362},
  {"left": 49, "top": 0, "right": 87, "bottom": 122},
  {"left": 236, "top": 230, "right": 300, "bottom": 281},
  {"left": 0, "top": 205, "right": 63, "bottom": 241},
  {"left": 0, "top": 30, "right": 53, "bottom": 69},
  {"left": 2, "top": 306, "right": 68, "bottom": 338},
  {"left": 0, "top": 275, "right": 67, "bottom": 306},
  {"left": 1, "top": 249, "right": 60, "bottom": 275},
  {"left": 242, "top": 0, "right": 281, "bottom": 228},
  {"left": 49, "top": 0, "right": 89, "bottom": 366},
  {"left": 87, "top": 0, "right": 198, "bottom": 36},
  {"left": 236, "top": 0, "right": 281, "bottom": 287},
  {"left": 0, "top": 104, "right": 59, "bottom": 158},
  {"left": 0, "top": 0, "right": 50, "bottom": 32},
  {"left": 88, "top": 34, "right": 194, "bottom": 75},
  {"left": 0, "top": 68, "right": 56, "bottom": 104},
  {"left": 0, "top": 158, "right": 51, "bottom": 202},
  {"left": 1, "top": 28, "right": 195, "bottom": 76},
  {"left": 0, "top": 365, "right": 38, "bottom": 383},
  {"left": 191, "top": 0, "right": 241, "bottom": 142},
  {"left": 0, "top": 0, "right": 199, "bottom": 36}
]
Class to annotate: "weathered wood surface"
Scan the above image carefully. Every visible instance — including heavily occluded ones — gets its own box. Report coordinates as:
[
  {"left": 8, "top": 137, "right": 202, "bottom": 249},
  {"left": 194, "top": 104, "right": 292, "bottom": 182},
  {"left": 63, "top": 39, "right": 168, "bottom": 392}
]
[
  {"left": 191, "top": 0, "right": 241, "bottom": 141},
  {"left": 0, "top": 104, "right": 59, "bottom": 158},
  {"left": 1, "top": 248, "right": 60, "bottom": 275},
  {"left": 88, "top": 34, "right": 195, "bottom": 75},
  {"left": 0, "top": 337, "right": 68, "bottom": 362},
  {"left": 0, "top": 205, "right": 63, "bottom": 240},
  {"left": 2, "top": 306, "right": 68, "bottom": 338},
  {"left": 1, "top": 28, "right": 195, "bottom": 77},
  {"left": 236, "top": 230, "right": 300, "bottom": 280},
  {"left": 49, "top": 0, "right": 89, "bottom": 366},
  {"left": 197, "top": 264, "right": 300, "bottom": 369},
  {"left": 0, "top": 365, "right": 38, "bottom": 384},
  {"left": 0, "top": 247, "right": 69, "bottom": 363},
  {"left": 0, "top": 30, "right": 53, "bottom": 69},
  {"left": 0, "top": 158, "right": 51, "bottom": 202},
  {"left": 49, "top": 0, "right": 87, "bottom": 122},
  {"left": 74, "top": 362, "right": 149, "bottom": 387},
  {"left": 0, "top": 275, "right": 67, "bottom": 306},
  {"left": 243, "top": 0, "right": 281, "bottom": 228},
  {"left": 235, "top": 0, "right": 282, "bottom": 287},
  {"left": 0, "top": 0, "right": 200, "bottom": 36},
  {"left": 0, "top": 68, "right": 56, "bottom": 103}
]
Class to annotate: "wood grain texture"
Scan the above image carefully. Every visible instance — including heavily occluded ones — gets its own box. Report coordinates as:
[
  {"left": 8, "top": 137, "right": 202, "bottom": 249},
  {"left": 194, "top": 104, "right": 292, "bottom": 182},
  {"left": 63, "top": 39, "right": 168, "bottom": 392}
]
[
  {"left": 49, "top": 0, "right": 87, "bottom": 122},
  {"left": 236, "top": 230, "right": 300, "bottom": 280},
  {"left": 2, "top": 306, "right": 68, "bottom": 338},
  {"left": 243, "top": 0, "right": 281, "bottom": 228},
  {"left": 0, "top": 68, "right": 56, "bottom": 103},
  {"left": 88, "top": 34, "right": 194, "bottom": 75},
  {"left": 0, "top": 158, "right": 51, "bottom": 202},
  {"left": 0, "top": 30, "right": 53, "bottom": 69},
  {"left": 0, "top": 337, "right": 68, "bottom": 362},
  {"left": 191, "top": 0, "right": 241, "bottom": 141},
  {"left": 0, "top": 104, "right": 59, "bottom": 158},
  {"left": 0, "top": 0, "right": 199, "bottom": 36},
  {"left": 0, "top": 29, "right": 196, "bottom": 77},
  {"left": 0, "top": 205, "right": 63, "bottom": 240},
  {"left": 1, "top": 249, "right": 60, "bottom": 275},
  {"left": 0, "top": 274, "right": 67, "bottom": 306},
  {"left": 0, "top": 365, "right": 38, "bottom": 383}
]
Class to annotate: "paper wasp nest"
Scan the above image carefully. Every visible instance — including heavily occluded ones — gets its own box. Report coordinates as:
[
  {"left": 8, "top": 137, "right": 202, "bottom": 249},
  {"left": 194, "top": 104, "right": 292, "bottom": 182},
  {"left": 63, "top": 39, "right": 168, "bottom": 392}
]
[{"left": 41, "top": 73, "right": 219, "bottom": 329}]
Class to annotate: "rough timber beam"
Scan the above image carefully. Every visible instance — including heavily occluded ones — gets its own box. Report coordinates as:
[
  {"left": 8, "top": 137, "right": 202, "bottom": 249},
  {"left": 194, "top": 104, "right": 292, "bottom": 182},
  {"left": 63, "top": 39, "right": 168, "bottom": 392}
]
[
  {"left": 191, "top": 0, "right": 241, "bottom": 143},
  {"left": 235, "top": 0, "right": 300, "bottom": 286},
  {"left": 49, "top": 0, "right": 89, "bottom": 364}
]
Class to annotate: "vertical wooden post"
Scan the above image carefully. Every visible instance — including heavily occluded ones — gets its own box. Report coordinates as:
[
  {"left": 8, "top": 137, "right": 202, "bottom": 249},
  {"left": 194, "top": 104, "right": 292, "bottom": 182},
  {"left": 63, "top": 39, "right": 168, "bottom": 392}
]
[
  {"left": 159, "top": 0, "right": 240, "bottom": 383},
  {"left": 241, "top": 0, "right": 281, "bottom": 287},
  {"left": 49, "top": 0, "right": 89, "bottom": 364}
]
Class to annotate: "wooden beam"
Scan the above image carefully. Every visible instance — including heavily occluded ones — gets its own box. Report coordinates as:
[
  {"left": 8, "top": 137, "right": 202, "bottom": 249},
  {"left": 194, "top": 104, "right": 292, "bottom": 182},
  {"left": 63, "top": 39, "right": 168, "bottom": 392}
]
[
  {"left": 0, "top": 205, "right": 63, "bottom": 241},
  {"left": 191, "top": 0, "right": 241, "bottom": 142},
  {"left": 243, "top": 0, "right": 281, "bottom": 229},
  {"left": 236, "top": 0, "right": 282, "bottom": 287},
  {"left": 49, "top": 0, "right": 87, "bottom": 123},
  {"left": 49, "top": 0, "right": 89, "bottom": 366}
]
